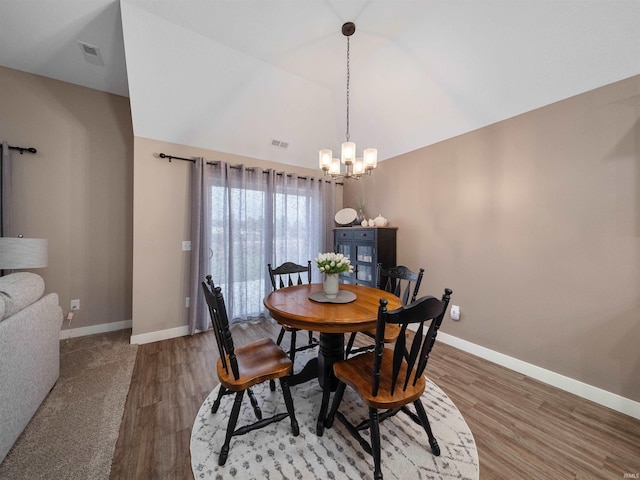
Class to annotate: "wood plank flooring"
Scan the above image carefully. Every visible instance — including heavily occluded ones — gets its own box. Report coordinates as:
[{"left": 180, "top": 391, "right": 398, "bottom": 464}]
[{"left": 110, "top": 321, "right": 640, "bottom": 479}]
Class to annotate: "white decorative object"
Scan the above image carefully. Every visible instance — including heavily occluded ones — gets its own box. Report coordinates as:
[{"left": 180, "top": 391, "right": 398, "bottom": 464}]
[
  {"left": 368, "top": 219, "right": 374, "bottom": 226},
  {"left": 360, "top": 219, "right": 368, "bottom": 227},
  {"left": 374, "top": 214, "right": 388, "bottom": 226},
  {"left": 334, "top": 208, "right": 357, "bottom": 225},
  {"left": 323, "top": 273, "right": 340, "bottom": 299}
]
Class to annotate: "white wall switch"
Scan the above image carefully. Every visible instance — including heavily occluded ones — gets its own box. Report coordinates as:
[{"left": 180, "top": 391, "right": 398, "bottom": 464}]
[{"left": 450, "top": 305, "right": 460, "bottom": 321}]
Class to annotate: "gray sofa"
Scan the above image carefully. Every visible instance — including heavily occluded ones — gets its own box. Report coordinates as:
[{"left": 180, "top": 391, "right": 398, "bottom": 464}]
[{"left": 0, "top": 272, "right": 63, "bottom": 463}]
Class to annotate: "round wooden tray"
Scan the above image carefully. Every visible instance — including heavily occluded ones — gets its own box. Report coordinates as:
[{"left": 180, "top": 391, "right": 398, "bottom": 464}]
[{"left": 308, "top": 290, "right": 357, "bottom": 304}]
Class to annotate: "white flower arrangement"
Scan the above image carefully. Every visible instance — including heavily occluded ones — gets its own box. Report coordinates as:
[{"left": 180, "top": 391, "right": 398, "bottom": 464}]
[{"left": 315, "top": 252, "right": 354, "bottom": 274}]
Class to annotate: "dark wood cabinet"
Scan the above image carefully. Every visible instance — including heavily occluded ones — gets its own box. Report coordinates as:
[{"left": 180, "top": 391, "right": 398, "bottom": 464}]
[{"left": 334, "top": 227, "right": 397, "bottom": 287}]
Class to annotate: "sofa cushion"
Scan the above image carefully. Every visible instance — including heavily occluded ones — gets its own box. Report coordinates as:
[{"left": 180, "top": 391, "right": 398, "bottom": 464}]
[{"left": 0, "top": 272, "right": 45, "bottom": 321}]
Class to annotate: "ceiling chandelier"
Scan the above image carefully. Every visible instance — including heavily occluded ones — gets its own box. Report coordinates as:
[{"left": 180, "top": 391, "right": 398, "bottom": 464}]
[{"left": 319, "top": 22, "right": 377, "bottom": 180}]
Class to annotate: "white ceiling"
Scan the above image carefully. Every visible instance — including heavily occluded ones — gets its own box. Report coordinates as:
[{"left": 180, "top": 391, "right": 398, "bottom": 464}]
[{"left": 2, "top": 1, "right": 640, "bottom": 170}]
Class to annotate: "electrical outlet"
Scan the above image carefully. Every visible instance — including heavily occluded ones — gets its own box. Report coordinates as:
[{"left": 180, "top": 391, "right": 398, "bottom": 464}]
[
  {"left": 70, "top": 299, "right": 80, "bottom": 311},
  {"left": 182, "top": 241, "right": 192, "bottom": 251}
]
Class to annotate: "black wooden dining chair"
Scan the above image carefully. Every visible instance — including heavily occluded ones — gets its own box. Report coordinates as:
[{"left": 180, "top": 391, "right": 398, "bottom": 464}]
[
  {"left": 202, "top": 275, "right": 299, "bottom": 466},
  {"left": 268, "top": 261, "right": 318, "bottom": 363},
  {"left": 325, "top": 288, "right": 452, "bottom": 480},
  {"left": 345, "top": 264, "right": 424, "bottom": 357}
]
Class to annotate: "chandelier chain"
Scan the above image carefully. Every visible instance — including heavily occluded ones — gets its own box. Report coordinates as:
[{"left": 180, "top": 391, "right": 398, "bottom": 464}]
[
  {"left": 346, "top": 36, "right": 350, "bottom": 142},
  {"left": 318, "top": 21, "right": 376, "bottom": 180}
]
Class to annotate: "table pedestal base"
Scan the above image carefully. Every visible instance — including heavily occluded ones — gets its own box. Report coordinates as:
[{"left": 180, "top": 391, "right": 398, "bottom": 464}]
[
  {"left": 316, "top": 332, "right": 344, "bottom": 435},
  {"left": 282, "top": 332, "right": 344, "bottom": 435}
]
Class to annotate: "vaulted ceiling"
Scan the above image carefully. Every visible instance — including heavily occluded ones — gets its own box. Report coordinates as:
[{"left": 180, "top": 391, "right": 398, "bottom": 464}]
[{"left": 2, "top": 1, "right": 639, "bottom": 170}]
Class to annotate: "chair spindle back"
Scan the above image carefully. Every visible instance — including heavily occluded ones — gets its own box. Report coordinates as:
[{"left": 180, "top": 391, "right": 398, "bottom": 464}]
[
  {"left": 268, "top": 261, "right": 312, "bottom": 291},
  {"left": 377, "top": 264, "right": 425, "bottom": 305},
  {"left": 202, "top": 275, "right": 239, "bottom": 380},
  {"left": 372, "top": 288, "right": 452, "bottom": 397}
]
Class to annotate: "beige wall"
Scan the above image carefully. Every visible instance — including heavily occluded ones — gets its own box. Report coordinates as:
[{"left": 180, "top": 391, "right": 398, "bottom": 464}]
[
  {"left": 131, "top": 137, "right": 331, "bottom": 338},
  {"left": 345, "top": 74, "right": 640, "bottom": 402},
  {"left": 0, "top": 66, "right": 133, "bottom": 330},
  {"left": 5, "top": 62, "right": 637, "bottom": 403}
]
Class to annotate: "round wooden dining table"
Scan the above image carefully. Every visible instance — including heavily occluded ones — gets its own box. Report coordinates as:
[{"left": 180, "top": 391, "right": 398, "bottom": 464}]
[{"left": 263, "top": 283, "right": 402, "bottom": 435}]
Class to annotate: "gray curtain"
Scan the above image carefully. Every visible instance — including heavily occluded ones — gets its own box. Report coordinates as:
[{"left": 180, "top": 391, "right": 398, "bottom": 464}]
[
  {"left": 188, "top": 157, "right": 213, "bottom": 334},
  {"left": 1, "top": 142, "right": 12, "bottom": 237},
  {"left": 188, "top": 159, "right": 337, "bottom": 333},
  {"left": 320, "top": 177, "right": 337, "bottom": 257}
]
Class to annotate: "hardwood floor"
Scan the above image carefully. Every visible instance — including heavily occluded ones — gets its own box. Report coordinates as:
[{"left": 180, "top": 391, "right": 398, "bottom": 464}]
[{"left": 111, "top": 321, "right": 640, "bottom": 479}]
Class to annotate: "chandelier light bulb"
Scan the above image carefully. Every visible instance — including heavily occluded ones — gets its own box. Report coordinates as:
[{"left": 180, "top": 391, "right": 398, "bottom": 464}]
[
  {"left": 319, "top": 149, "right": 333, "bottom": 170},
  {"left": 353, "top": 158, "right": 364, "bottom": 175},
  {"left": 341, "top": 142, "right": 356, "bottom": 164},
  {"left": 330, "top": 158, "right": 341, "bottom": 175},
  {"left": 363, "top": 148, "right": 377, "bottom": 169}
]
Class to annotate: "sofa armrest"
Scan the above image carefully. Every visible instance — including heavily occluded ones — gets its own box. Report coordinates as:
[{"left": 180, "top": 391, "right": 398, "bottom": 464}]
[{"left": 0, "top": 293, "right": 63, "bottom": 462}]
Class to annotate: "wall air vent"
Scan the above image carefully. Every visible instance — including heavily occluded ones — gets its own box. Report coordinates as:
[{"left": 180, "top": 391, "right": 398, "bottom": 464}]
[
  {"left": 269, "top": 139, "right": 289, "bottom": 149},
  {"left": 78, "top": 41, "right": 104, "bottom": 67}
]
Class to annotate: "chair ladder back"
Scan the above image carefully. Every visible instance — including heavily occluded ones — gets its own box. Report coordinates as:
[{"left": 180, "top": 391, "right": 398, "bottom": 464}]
[{"left": 202, "top": 276, "right": 240, "bottom": 380}]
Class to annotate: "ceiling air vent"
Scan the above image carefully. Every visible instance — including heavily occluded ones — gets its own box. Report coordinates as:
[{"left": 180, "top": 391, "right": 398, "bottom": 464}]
[
  {"left": 270, "top": 139, "right": 289, "bottom": 149},
  {"left": 78, "top": 41, "right": 104, "bottom": 67}
]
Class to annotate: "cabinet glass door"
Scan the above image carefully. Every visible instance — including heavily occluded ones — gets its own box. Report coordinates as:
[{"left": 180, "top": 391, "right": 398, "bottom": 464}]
[
  {"left": 356, "top": 264, "right": 374, "bottom": 283},
  {"left": 356, "top": 245, "right": 373, "bottom": 263},
  {"left": 337, "top": 243, "right": 351, "bottom": 260}
]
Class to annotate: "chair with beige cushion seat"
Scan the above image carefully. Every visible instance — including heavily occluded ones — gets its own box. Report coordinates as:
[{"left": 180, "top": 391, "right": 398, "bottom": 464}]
[
  {"left": 201, "top": 275, "right": 299, "bottom": 466},
  {"left": 345, "top": 264, "right": 424, "bottom": 357},
  {"left": 325, "top": 288, "right": 453, "bottom": 480}
]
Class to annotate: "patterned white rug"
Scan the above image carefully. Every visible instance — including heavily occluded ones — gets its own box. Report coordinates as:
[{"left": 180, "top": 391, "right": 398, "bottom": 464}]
[{"left": 191, "top": 349, "right": 478, "bottom": 480}]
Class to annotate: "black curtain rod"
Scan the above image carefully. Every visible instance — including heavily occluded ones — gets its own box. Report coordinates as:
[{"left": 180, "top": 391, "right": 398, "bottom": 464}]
[
  {"left": 159, "top": 153, "right": 193, "bottom": 163},
  {"left": 158, "top": 152, "right": 342, "bottom": 184},
  {"left": 8, "top": 145, "right": 37, "bottom": 154}
]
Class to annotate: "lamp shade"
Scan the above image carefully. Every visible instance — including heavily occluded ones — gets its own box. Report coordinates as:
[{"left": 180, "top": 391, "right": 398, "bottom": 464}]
[{"left": 0, "top": 237, "right": 48, "bottom": 269}]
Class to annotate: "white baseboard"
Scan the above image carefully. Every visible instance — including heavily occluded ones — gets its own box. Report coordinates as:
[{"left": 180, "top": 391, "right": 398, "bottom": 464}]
[
  {"left": 108, "top": 321, "right": 640, "bottom": 420},
  {"left": 437, "top": 332, "right": 640, "bottom": 420},
  {"left": 130, "top": 325, "right": 208, "bottom": 345},
  {"left": 59, "top": 320, "right": 132, "bottom": 340}
]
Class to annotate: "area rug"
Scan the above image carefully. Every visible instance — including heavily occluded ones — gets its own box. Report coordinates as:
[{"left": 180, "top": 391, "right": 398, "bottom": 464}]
[
  {"left": 0, "top": 330, "right": 137, "bottom": 480},
  {"left": 191, "top": 348, "right": 478, "bottom": 480}
]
